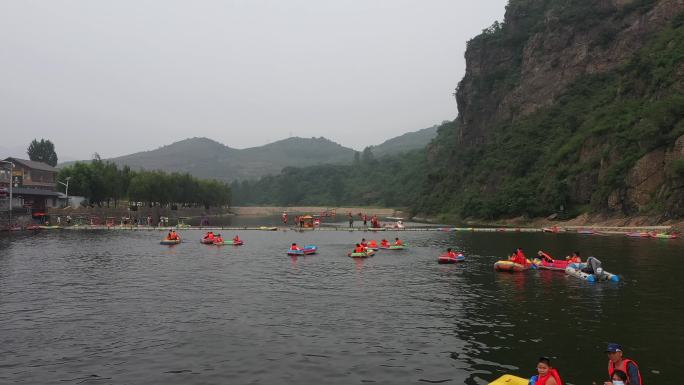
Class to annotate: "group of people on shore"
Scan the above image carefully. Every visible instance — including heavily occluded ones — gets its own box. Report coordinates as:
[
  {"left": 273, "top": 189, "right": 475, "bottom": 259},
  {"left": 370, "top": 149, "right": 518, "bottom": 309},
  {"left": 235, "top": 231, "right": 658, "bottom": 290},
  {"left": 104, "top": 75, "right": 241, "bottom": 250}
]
[{"left": 529, "top": 343, "right": 641, "bottom": 385}]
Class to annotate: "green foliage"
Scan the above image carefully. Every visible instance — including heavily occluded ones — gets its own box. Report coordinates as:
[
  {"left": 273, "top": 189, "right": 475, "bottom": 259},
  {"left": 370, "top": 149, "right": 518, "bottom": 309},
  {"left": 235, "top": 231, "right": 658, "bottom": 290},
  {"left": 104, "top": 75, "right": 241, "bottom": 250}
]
[
  {"left": 415, "top": 15, "right": 684, "bottom": 219},
  {"left": 232, "top": 150, "right": 427, "bottom": 208},
  {"left": 27, "top": 139, "right": 58, "bottom": 166},
  {"left": 58, "top": 161, "right": 230, "bottom": 208},
  {"left": 673, "top": 159, "right": 684, "bottom": 178}
]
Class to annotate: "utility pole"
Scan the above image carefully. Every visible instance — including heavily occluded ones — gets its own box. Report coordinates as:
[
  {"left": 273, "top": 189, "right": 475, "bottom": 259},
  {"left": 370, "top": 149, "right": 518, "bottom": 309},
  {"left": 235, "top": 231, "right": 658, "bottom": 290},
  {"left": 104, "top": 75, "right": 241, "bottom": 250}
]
[{"left": 58, "top": 177, "right": 71, "bottom": 208}]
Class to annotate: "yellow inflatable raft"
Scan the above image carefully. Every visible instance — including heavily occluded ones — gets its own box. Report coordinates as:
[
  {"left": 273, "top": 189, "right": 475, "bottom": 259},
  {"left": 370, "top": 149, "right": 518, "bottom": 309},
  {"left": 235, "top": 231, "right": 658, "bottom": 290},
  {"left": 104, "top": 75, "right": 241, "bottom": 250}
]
[{"left": 489, "top": 374, "right": 529, "bottom": 385}]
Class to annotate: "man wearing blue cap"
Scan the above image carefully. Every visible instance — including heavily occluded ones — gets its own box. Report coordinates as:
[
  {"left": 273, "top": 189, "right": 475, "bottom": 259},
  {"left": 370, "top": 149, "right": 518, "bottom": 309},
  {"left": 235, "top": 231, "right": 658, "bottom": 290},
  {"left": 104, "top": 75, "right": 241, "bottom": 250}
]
[{"left": 605, "top": 343, "right": 642, "bottom": 385}]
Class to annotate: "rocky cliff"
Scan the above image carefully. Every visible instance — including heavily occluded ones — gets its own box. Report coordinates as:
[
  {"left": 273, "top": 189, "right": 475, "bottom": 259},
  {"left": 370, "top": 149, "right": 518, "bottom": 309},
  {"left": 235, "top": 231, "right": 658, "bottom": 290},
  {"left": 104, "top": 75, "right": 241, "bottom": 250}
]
[{"left": 420, "top": 0, "right": 684, "bottom": 219}]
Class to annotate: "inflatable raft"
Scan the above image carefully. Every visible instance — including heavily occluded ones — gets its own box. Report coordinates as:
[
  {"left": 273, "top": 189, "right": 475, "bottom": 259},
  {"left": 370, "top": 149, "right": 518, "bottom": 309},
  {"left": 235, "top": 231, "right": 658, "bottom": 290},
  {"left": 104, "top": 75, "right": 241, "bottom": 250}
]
[
  {"left": 652, "top": 233, "right": 678, "bottom": 239},
  {"left": 200, "top": 239, "right": 214, "bottom": 245},
  {"left": 566, "top": 265, "right": 619, "bottom": 282},
  {"left": 488, "top": 374, "right": 529, "bottom": 385},
  {"left": 494, "top": 260, "right": 530, "bottom": 272},
  {"left": 213, "top": 240, "right": 244, "bottom": 246},
  {"left": 348, "top": 250, "right": 375, "bottom": 258},
  {"left": 626, "top": 232, "right": 651, "bottom": 238},
  {"left": 438, "top": 253, "right": 465, "bottom": 264},
  {"left": 388, "top": 245, "right": 406, "bottom": 250},
  {"left": 160, "top": 239, "right": 181, "bottom": 245},
  {"left": 287, "top": 245, "right": 318, "bottom": 256}
]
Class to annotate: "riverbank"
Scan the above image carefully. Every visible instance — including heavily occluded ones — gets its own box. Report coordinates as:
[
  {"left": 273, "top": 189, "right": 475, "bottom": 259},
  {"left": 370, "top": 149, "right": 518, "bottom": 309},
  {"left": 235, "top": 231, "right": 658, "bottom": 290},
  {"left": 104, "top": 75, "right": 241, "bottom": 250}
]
[{"left": 415, "top": 212, "right": 683, "bottom": 234}]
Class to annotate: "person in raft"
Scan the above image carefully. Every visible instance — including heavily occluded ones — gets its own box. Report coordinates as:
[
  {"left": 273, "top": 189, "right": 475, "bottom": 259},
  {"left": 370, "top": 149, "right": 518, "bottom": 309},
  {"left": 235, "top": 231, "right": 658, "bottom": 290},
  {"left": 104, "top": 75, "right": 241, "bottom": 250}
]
[
  {"left": 367, "top": 239, "right": 378, "bottom": 249},
  {"left": 360, "top": 238, "right": 367, "bottom": 248},
  {"left": 290, "top": 243, "right": 301, "bottom": 251},
  {"left": 203, "top": 231, "right": 215, "bottom": 241},
  {"left": 233, "top": 234, "right": 241, "bottom": 243},
  {"left": 380, "top": 239, "right": 390, "bottom": 248},
  {"left": 605, "top": 343, "right": 642, "bottom": 385},
  {"left": 537, "top": 250, "right": 554, "bottom": 263},
  {"left": 394, "top": 237, "right": 403, "bottom": 246},
  {"left": 532, "top": 356, "right": 563, "bottom": 385},
  {"left": 353, "top": 243, "right": 365, "bottom": 254},
  {"left": 509, "top": 249, "right": 527, "bottom": 265},
  {"left": 166, "top": 230, "right": 180, "bottom": 240},
  {"left": 605, "top": 370, "right": 628, "bottom": 385},
  {"left": 213, "top": 234, "right": 224, "bottom": 244},
  {"left": 446, "top": 248, "right": 458, "bottom": 258},
  {"left": 565, "top": 251, "right": 582, "bottom": 263}
]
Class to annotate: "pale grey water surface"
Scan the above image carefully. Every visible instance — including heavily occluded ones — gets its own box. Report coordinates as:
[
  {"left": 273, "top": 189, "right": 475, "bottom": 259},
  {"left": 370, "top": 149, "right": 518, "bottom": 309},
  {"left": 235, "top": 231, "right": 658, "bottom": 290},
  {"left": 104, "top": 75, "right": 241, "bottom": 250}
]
[{"left": 0, "top": 228, "right": 681, "bottom": 384}]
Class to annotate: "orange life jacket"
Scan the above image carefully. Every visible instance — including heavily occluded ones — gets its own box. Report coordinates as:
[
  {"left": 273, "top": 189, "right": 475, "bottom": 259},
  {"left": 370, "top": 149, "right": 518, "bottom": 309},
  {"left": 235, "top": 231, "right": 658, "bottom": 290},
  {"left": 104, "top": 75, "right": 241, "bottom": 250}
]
[
  {"left": 448, "top": 251, "right": 457, "bottom": 258},
  {"left": 354, "top": 246, "right": 365, "bottom": 253},
  {"left": 569, "top": 256, "right": 582, "bottom": 263},
  {"left": 381, "top": 240, "right": 389, "bottom": 247},
  {"left": 395, "top": 240, "right": 403, "bottom": 246},
  {"left": 537, "top": 368, "right": 563, "bottom": 385},
  {"left": 609, "top": 359, "right": 642, "bottom": 385},
  {"left": 290, "top": 245, "right": 299, "bottom": 250},
  {"left": 368, "top": 240, "right": 378, "bottom": 247}
]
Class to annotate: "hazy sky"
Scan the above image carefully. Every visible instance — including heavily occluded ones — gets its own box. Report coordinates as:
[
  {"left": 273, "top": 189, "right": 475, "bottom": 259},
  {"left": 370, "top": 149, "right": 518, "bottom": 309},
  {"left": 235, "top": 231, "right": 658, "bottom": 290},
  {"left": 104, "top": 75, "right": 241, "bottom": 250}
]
[{"left": 1, "top": 0, "right": 507, "bottom": 160}]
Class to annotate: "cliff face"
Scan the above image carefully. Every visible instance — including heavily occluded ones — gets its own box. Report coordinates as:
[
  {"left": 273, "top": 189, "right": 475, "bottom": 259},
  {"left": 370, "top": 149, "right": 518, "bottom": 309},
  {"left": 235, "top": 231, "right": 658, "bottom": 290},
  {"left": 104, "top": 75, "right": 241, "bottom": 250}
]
[
  {"left": 420, "top": 0, "right": 684, "bottom": 219},
  {"left": 458, "top": 0, "right": 683, "bottom": 145}
]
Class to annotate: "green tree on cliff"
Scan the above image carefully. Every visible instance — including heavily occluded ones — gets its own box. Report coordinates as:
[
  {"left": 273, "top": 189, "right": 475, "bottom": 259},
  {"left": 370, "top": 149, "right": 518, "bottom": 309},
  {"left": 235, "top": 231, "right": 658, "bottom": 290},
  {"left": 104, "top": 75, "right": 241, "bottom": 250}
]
[{"left": 27, "top": 139, "right": 58, "bottom": 166}]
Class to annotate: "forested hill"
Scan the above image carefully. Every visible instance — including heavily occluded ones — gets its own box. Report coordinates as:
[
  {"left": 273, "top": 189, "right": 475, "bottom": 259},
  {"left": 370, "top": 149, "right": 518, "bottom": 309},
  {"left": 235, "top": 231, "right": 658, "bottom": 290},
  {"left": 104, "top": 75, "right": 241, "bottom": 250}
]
[
  {"left": 234, "top": 0, "right": 684, "bottom": 221},
  {"left": 369, "top": 125, "right": 439, "bottom": 158},
  {"left": 415, "top": 0, "right": 684, "bottom": 219}
]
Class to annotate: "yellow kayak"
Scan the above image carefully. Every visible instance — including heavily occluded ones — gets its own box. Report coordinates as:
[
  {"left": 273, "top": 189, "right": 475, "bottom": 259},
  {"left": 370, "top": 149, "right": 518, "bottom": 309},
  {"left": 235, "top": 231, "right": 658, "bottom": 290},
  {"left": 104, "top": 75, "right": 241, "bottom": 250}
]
[{"left": 489, "top": 374, "right": 529, "bottom": 385}]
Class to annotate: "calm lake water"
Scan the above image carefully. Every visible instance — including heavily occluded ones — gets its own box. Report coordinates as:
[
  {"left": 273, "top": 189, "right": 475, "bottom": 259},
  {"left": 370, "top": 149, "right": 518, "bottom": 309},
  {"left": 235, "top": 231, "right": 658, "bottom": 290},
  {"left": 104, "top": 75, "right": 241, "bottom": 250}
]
[{"left": 0, "top": 226, "right": 681, "bottom": 384}]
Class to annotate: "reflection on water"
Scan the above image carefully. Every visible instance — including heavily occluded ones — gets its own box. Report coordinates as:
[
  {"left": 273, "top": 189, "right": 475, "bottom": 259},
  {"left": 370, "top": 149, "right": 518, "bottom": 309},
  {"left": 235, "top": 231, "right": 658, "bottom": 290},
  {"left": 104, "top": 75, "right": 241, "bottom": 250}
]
[{"left": 0, "top": 228, "right": 681, "bottom": 384}]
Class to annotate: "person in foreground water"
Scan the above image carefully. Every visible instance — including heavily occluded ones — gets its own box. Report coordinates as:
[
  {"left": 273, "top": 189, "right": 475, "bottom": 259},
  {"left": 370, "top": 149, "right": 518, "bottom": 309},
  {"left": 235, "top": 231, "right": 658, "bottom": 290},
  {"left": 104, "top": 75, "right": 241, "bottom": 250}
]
[
  {"left": 605, "top": 343, "right": 642, "bottom": 385},
  {"left": 530, "top": 356, "right": 562, "bottom": 385}
]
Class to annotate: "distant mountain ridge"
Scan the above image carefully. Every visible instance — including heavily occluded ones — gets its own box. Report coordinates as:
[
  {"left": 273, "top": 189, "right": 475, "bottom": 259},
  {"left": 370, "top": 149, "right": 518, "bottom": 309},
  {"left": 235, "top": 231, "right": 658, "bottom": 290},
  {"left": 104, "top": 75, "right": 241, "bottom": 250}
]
[
  {"left": 370, "top": 125, "right": 439, "bottom": 158},
  {"left": 59, "top": 127, "right": 437, "bottom": 181}
]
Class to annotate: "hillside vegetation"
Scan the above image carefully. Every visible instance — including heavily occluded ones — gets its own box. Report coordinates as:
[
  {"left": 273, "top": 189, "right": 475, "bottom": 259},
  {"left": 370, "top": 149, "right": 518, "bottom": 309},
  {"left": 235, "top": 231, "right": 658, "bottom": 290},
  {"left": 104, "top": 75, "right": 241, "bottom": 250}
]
[{"left": 235, "top": 0, "right": 684, "bottom": 222}]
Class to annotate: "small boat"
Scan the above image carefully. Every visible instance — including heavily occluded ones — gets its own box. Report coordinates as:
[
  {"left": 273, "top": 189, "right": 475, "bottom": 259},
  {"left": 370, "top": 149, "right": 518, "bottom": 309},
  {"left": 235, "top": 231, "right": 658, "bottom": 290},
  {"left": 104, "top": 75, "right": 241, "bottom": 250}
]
[
  {"left": 214, "top": 240, "right": 244, "bottom": 246},
  {"left": 200, "top": 239, "right": 214, "bottom": 245},
  {"left": 388, "top": 245, "right": 406, "bottom": 250},
  {"left": 287, "top": 245, "right": 318, "bottom": 256},
  {"left": 39, "top": 225, "right": 62, "bottom": 230},
  {"left": 494, "top": 260, "right": 530, "bottom": 272},
  {"left": 438, "top": 253, "right": 465, "bottom": 264},
  {"left": 625, "top": 232, "right": 651, "bottom": 238},
  {"left": 160, "top": 239, "right": 181, "bottom": 245},
  {"left": 488, "top": 374, "right": 529, "bottom": 385},
  {"left": 565, "top": 265, "right": 619, "bottom": 282},
  {"left": 652, "top": 233, "right": 678, "bottom": 239},
  {"left": 542, "top": 226, "right": 561, "bottom": 233},
  {"left": 348, "top": 250, "right": 375, "bottom": 258},
  {"left": 577, "top": 229, "right": 599, "bottom": 235},
  {"left": 258, "top": 226, "right": 278, "bottom": 231}
]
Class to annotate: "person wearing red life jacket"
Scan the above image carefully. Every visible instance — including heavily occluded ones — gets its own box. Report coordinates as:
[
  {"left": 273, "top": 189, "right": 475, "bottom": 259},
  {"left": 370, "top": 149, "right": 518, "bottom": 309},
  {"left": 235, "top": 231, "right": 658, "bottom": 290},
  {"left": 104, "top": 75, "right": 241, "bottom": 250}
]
[
  {"left": 213, "top": 234, "right": 224, "bottom": 244},
  {"left": 360, "top": 238, "right": 367, "bottom": 248},
  {"left": 394, "top": 238, "right": 403, "bottom": 246},
  {"left": 290, "top": 243, "right": 300, "bottom": 251},
  {"left": 367, "top": 239, "right": 378, "bottom": 249},
  {"left": 380, "top": 239, "right": 390, "bottom": 248},
  {"left": 509, "top": 248, "right": 527, "bottom": 265},
  {"left": 534, "top": 357, "right": 563, "bottom": 385},
  {"left": 203, "top": 231, "right": 215, "bottom": 241},
  {"left": 605, "top": 343, "right": 642, "bottom": 385},
  {"left": 537, "top": 250, "right": 554, "bottom": 263},
  {"left": 353, "top": 244, "right": 365, "bottom": 253},
  {"left": 233, "top": 235, "right": 241, "bottom": 243},
  {"left": 566, "top": 251, "right": 582, "bottom": 264},
  {"left": 447, "top": 248, "right": 458, "bottom": 258}
]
